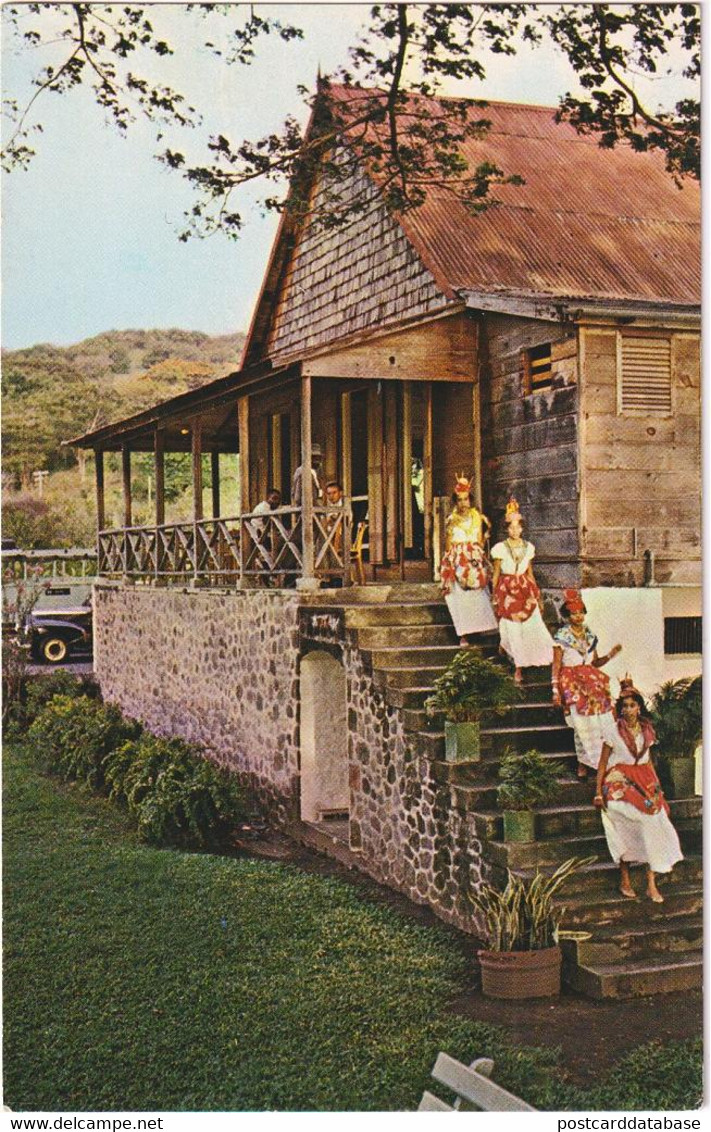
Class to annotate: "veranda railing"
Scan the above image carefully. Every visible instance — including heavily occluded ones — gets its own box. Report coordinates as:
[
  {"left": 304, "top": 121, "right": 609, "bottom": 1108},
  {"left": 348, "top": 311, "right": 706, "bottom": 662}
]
[{"left": 97, "top": 505, "right": 352, "bottom": 586}]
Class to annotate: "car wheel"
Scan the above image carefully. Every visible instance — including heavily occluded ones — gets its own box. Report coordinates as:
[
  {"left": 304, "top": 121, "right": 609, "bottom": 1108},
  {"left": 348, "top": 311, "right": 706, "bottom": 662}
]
[{"left": 41, "top": 636, "right": 69, "bottom": 664}]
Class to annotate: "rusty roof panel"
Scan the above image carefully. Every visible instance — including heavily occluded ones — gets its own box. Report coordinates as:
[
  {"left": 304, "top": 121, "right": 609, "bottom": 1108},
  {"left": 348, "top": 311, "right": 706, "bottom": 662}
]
[{"left": 331, "top": 88, "right": 700, "bottom": 307}]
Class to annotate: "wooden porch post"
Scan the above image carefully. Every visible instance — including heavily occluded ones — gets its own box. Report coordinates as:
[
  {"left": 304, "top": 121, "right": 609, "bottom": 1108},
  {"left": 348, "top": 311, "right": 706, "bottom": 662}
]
[
  {"left": 298, "top": 374, "right": 319, "bottom": 590},
  {"left": 95, "top": 448, "right": 105, "bottom": 532},
  {"left": 191, "top": 421, "right": 203, "bottom": 521},
  {"left": 154, "top": 430, "right": 165, "bottom": 583},
  {"left": 423, "top": 383, "right": 434, "bottom": 562},
  {"left": 211, "top": 451, "right": 221, "bottom": 518},
  {"left": 121, "top": 445, "right": 132, "bottom": 527},
  {"left": 95, "top": 448, "right": 105, "bottom": 574},
  {"left": 154, "top": 430, "right": 165, "bottom": 527},
  {"left": 238, "top": 396, "right": 250, "bottom": 514}
]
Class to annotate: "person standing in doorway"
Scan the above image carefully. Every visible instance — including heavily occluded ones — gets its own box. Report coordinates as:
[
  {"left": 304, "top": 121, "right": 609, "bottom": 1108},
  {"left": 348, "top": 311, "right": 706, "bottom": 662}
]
[{"left": 292, "top": 444, "right": 323, "bottom": 506}]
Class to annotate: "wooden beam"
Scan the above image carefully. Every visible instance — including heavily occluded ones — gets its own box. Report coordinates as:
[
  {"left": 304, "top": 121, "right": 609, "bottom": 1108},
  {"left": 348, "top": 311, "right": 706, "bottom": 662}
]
[
  {"left": 121, "top": 445, "right": 132, "bottom": 528},
  {"left": 238, "top": 396, "right": 250, "bottom": 513},
  {"left": 402, "top": 383, "right": 413, "bottom": 549},
  {"left": 423, "top": 383, "right": 433, "bottom": 563},
  {"left": 95, "top": 448, "right": 105, "bottom": 532},
  {"left": 340, "top": 392, "right": 352, "bottom": 500},
  {"left": 384, "top": 383, "right": 398, "bottom": 562},
  {"left": 367, "top": 385, "right": 384, "bottom": 564},
  {"left": 211, "top": 450, "right": 221, "bottom": 518},
  {"left": 299, "top": 374, "right": 316, "bottom": 584},
  {"left": 192, "top": 421, "right": 203, "bottom": 521},
  {"left": 154, "top": 429, "right": 165, "bottom": 527}
]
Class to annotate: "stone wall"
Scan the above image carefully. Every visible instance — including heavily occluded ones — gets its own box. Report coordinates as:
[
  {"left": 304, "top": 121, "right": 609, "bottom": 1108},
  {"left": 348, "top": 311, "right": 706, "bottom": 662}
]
[
  {"left": 94, "top": 583, "right": 302, "bottom": 821},
  {"left": 343, "top": 643, "right": 488, "bottom": 930},
  {"left": 96, "top": 583, "right": 490, "bottom": 930}
]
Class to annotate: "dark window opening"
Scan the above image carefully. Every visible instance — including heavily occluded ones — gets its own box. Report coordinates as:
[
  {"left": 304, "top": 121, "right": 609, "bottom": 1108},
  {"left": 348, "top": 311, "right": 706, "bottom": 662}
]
[
  {"left": 522, "top": 343, "right": 553, "bottom": 394},
  {"left": 664, "top": 616, "right": 702, "bottom": 655}
]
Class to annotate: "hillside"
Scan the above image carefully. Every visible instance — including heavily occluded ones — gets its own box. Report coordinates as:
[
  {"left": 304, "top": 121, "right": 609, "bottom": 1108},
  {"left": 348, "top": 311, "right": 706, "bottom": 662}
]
[{"left": 1, "top": 327, "right": 245, "bottom": 547}]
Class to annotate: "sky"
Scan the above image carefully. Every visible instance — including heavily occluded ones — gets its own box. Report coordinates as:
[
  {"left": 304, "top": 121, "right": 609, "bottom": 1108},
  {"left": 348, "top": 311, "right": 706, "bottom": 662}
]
[{"left": 1, "top": 3, "right": 698, "bottom": 351}]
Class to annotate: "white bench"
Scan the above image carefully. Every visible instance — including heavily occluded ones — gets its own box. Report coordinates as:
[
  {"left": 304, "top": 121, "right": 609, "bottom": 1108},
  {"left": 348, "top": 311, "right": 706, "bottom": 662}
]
[{"left": 419, "top": 1053, "right": 537, "bottom": 1112}]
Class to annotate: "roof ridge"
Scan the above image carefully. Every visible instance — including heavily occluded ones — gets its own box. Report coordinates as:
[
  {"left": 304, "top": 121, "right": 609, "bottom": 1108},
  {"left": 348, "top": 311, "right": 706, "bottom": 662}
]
[{"left": 325, "top": 81, "right": 560, "bottom": 114}]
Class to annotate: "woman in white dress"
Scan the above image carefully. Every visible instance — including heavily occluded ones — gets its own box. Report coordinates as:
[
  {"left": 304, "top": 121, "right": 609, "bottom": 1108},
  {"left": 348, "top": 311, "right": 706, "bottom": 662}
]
[
  {"left": 595, "top": 678, "right": 683, "bottom": 903},
  {"left": 552, "top": 590, "right": 622, "bottom": 780},
  {"left": 439, "top": 476, "right": 497, "bottom": 646},
  {"left": 491, "top": 498, "right": 554, "bottom": 684}
]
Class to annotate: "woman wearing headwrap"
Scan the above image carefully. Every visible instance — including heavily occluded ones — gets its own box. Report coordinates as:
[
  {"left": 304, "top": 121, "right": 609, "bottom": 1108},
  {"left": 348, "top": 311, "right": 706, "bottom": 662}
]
[
  {"left": 490, "top": 497, "right": 554, "bottom": 684},
  {"left": 552, "top": 590, "right": 622, "bottom": 779},
  {"left": 595, "top": 678, "right": 683, "bottom": 903},
  {"left": 439, "top": 475, "right": 497, "bottom": 646}
]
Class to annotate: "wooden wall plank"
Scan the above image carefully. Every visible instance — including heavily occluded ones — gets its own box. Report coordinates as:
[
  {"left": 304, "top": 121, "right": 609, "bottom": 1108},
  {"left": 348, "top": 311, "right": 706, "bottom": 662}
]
[{"left": 303, "top": 312, "right": 476, "bottom": 382}]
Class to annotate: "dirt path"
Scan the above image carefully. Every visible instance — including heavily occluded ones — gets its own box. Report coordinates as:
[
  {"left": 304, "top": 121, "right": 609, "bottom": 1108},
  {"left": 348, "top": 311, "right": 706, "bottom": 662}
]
[{"left": 236, "top": 826, "right": 702, "bottom": 1087}]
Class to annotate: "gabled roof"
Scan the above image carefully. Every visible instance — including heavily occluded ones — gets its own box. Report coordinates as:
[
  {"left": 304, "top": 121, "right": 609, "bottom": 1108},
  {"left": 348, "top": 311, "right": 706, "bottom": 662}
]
[{"left": 328, "top": 85, "right": 699, "bottom": 309}]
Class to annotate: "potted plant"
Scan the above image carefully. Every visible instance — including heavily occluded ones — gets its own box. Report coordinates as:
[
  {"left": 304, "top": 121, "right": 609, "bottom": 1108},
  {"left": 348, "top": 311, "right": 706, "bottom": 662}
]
[
  {"left": 425, "top": 650, "right": 519, "bottom": 762},
  {"left": 650, "top": 676, "right": 702, "bottom": 799},
  {"left": 496, "top": 748, "right": 560, "bottom": 842},
  {"left": 472, "top": 855, "right": 596, "bottom": 999}
]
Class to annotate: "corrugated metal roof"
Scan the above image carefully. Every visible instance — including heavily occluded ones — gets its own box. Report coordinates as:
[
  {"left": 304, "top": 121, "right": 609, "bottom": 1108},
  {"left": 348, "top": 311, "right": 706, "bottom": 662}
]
[{"left": 329, "top": 87, "right": 700, "bottom": 307}]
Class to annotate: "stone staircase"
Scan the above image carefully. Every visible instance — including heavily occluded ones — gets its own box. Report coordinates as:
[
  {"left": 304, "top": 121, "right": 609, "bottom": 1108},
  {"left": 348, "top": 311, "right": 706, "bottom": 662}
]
[{"left": 322, "top": 585, "right": 703, "bottom": 1000}]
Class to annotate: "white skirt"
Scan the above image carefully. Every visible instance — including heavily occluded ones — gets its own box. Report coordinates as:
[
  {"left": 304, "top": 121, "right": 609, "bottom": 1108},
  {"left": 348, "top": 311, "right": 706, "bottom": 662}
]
[
  {"left": 445, "top": 583, "right": 497, "bottom": 636},
  {"left": 498, "top": 607, "right": 554, "bottom": 669},
  {"left": 602, "top": 802, "right": 683, "bottom": 874},
  {"left": 566, "top": 707, "right": 619, "bottom": 769}
]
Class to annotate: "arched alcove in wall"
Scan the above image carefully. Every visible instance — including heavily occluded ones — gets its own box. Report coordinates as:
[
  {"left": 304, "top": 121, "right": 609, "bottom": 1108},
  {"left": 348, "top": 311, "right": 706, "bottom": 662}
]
[{"left": 300, "top": 649, "right": 349, "bottom": 824}]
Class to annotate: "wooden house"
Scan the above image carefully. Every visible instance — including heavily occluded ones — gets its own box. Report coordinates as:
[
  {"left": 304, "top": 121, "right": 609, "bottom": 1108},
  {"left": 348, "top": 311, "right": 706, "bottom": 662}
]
[
  {"left": 68, "top": 91, "right": 702, "bottom": 970},
  {"left": 73, "top": 87, "right": 701, "bottom": 684}
]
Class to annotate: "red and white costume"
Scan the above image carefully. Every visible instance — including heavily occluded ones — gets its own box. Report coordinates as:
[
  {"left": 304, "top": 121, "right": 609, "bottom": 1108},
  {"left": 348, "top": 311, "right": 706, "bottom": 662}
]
[
  {"left": 491, "top": 539, "right": 554, "bottom": 668},
  {"left": 601, "top": 718, "right": 683, "bottom": 874}
]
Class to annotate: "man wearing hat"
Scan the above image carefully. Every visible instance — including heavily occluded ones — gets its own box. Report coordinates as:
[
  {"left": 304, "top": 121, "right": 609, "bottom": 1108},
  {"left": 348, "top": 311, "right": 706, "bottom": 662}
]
[{"left": 292, "top": 444, "right": 323, "bottom": 506}]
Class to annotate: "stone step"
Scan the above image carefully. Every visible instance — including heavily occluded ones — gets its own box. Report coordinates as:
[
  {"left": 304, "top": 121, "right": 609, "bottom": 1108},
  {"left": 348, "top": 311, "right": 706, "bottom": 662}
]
[
  {"left": 449, "top": 776, "right": 594, "bottom": 816},
  {"left": 403, "top": 701, "right": 565, "bottom": 732},
  {"left": 484, "top": 820, "right": 701, "bottom": 871},
  {"left": 470, "top": 797, "right": 702, "bottom": 841},
  {"left": 506, "top": 855, "right": 702, "bottom": 898},
  {"left": 354, "top": 624, "right": 459, "bottom": 649},
  {"left": 561, "top": 914, "right": 703, "bottom": 966},
  {"left": 386, "top": 681, "right": 553, "bottom": 711},
  {"left": 301, "top": 583, "right": 445, "bottom": 605},
  {"left": 563, "top": 950, "right": 703, "bottom": 1000},
  {"left": 344, "top": 603, "right": 454, "bottom": 628},
  {"left": 481, "top": 723, "right": 573, "bottom": 755},
  {"left": 410, "top": 727, "right": 576, "bottom": 763},
  {"left": 365, "top": 645, "right": 464, "bottom": 669},
  {"left": 373, "top": 666, "right": 449, "bottom": 690},
  {"left": 560, "top": 884, "right": 703, "bottom": 929}
]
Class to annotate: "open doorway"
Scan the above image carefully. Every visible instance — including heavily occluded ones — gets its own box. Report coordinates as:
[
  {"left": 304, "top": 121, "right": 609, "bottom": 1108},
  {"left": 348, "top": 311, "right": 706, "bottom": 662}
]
[{"left": 300, "top": 650, "right": 349, "bottom": 838}]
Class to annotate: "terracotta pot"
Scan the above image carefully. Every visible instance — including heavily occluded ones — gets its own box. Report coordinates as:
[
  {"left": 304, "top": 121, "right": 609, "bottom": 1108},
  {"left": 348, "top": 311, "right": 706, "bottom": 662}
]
[
  {"left": 444, "top": 720, "right": 480, "bottom": 762},
  {"left": 478, "top": 946, "right": 561, "bottom": 999},
  {"left": 502, "top": 810, "right": 536, "bottom": 842}
]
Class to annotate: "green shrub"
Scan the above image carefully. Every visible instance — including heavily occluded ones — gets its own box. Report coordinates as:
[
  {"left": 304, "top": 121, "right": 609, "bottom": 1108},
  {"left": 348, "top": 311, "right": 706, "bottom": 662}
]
[
  {"left": 24, "top": 670, "right": 98, "bottom": 725},
  {"left": 425, "top": 650, "right": 519, "bottom": 723},
  {"left": 104, "top": 733, "right": 247, "bottom": 847},
  {"left": 497, "top": 748, "right": 560, "bottom": 811},
  {"left": 27, "top": 695, "right": 140, "bottom": 789},
  {"left": 650, "top": 676, "right": 702, "bottom": 759}
]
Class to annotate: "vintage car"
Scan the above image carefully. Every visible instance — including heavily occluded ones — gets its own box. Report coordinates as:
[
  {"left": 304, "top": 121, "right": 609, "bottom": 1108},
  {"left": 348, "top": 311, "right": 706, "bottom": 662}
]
[{"left": 26, "top": 598, "right": 93, "bottom": 664}]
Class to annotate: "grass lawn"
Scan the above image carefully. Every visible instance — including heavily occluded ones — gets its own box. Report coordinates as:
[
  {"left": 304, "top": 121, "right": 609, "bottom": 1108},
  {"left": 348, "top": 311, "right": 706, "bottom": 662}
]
[{"left": 3, "top": 745, "right": 702, "bottom": 1112}]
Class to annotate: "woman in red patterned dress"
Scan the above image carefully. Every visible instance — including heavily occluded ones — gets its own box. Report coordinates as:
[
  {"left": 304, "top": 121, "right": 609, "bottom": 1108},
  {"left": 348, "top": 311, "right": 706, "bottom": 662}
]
[
  {"left": 595, "top": 678, "right": 682, "bottom": 902},
  {"left": 490, "top": 498, "right": 554, "bottom": 684}
]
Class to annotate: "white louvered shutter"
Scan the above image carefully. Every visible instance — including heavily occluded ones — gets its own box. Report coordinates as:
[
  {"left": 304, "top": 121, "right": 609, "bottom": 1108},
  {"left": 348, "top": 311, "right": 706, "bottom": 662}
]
[{"left": 619, "top": 335, "right": 672, "bottom": 414}]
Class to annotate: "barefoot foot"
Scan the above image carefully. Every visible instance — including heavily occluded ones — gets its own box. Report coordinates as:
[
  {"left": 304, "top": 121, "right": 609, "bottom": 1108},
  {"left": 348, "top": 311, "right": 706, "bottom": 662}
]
[
  {"left": 647, "top": 888, "right": 664, "bottom": 904},
  {"left": 619, "top": 886, "right": 636, "bottom": 899}
]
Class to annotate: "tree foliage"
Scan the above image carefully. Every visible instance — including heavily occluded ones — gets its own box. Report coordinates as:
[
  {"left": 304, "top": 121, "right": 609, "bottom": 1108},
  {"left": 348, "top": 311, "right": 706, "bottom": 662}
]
[{"left": 2, "top": 4, "right": 699, "bottom": 239}]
